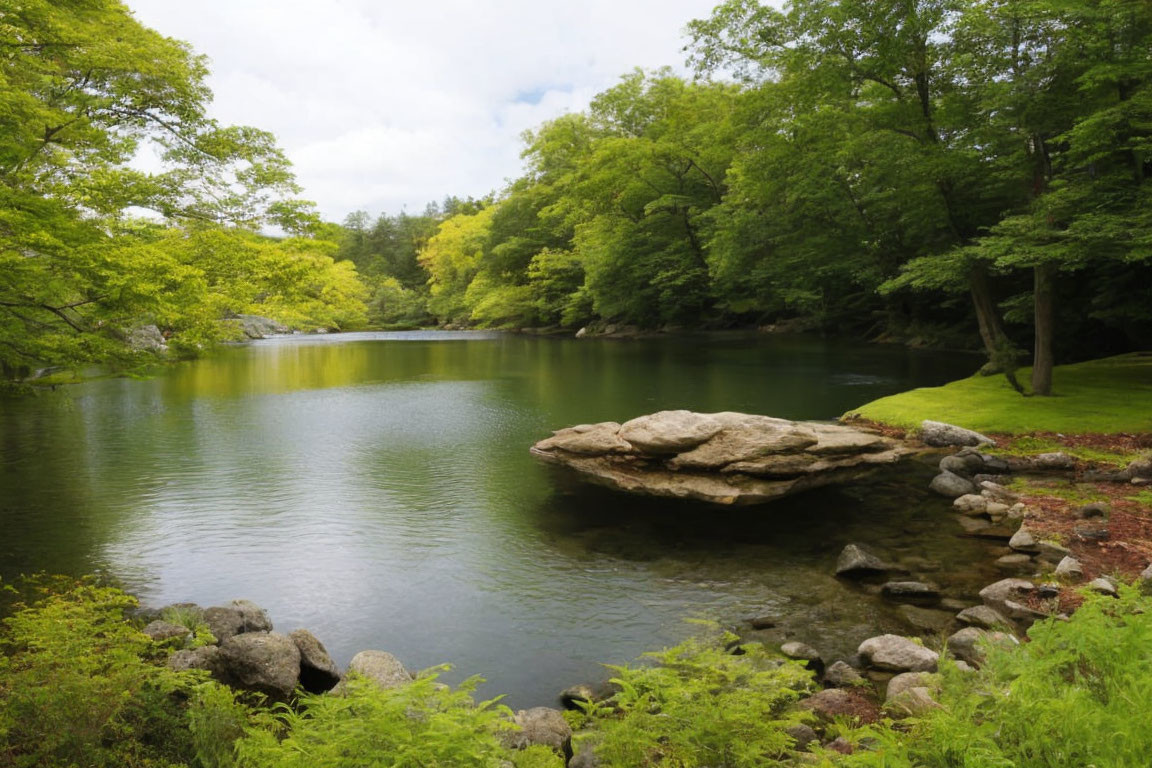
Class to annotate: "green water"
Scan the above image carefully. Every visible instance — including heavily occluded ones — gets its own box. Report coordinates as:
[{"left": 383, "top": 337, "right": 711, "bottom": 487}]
[{"left": 0, "top": 331, "right": 1000, "bottom": 705}]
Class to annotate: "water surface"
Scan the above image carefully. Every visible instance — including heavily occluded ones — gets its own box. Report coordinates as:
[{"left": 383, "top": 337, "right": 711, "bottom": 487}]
[{"left": 0, "top": 331, "right": 997, "bottom": 705}]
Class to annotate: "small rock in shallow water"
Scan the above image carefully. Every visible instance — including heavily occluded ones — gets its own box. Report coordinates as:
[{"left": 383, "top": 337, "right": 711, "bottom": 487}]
[
  {"left": 995, "top": 553, "right": 1033, "bottom": 572},
  {"left": 956, "top": 605, "right": 1011, "bottom": 630},
  {"left": 781, "top": 641, "right": 824, "bottom": 674},
  {"left": 881, "top": 582, "right": 941, "bottom": 604},
  {"left": 952, "top": 494, "right": 988, "bottom": 515},
  {"left": 898, "top": 604, "right": 955, "bottom": 633},
  {"left": 747, "top": 612, "right": 780, "bottom": 629},
  {"left": 835, "top": 543, "right": 893, "bottom": 578},
  {"left": 930, "top": 471, "right": 977, "bottom": 498}
]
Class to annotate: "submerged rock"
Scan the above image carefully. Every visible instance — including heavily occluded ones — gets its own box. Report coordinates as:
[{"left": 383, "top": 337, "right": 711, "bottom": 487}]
[{"left": 530, "top": 411, "right": 912, "bottom": 505}]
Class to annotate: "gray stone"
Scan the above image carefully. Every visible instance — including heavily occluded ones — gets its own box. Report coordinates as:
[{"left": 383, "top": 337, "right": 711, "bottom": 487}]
[
  {"left": 501, "top": 707, "right": 572, "bottom": 755},
  {"left": 127, "top": 324, "right": 167, "bottom": 352},
  {"left": 1127, "top": 456, "right": 1152, "bottom": 479},
  {"left": 898, "top": 604, "right": 955, "bottom": 633},
  {"left": 930, "top": 471, "right": 978, "bottom": 498},
  {"left": 958, "top": 516, "right": 992, "bottom": 533},
  {"left": 1088, "top": 577, "right": 1118, "bottom": 597},
  {"left": 920, "top": 421, "right": 995, "bottom": 448},
  {"left": 1037, "top": 540, "right": 1073, "bottom": 564},
  {"left": 142, "top": 620, "right": 191, "bottom": 642},
  {"left": 948, "top": 627, "right": 1016, "bottom": 667},
  {"left": 858, "top": 634, "right": 939, "bottom": 673},
  {"left": 748, "top": 612, "right": 780, "bottom": 629},
  {"left": 289, "top": 629, "right": 341, "bottom": 693},
  {"left": 979, "top": 578, "right": 1035, "bottom": 615},
  {"left": 835, "top": 543, "right": 892, "bottom": 578},
  {"left": 956, "top": 605, "right": 1011, "bottom": 630},
  {"left": 534, "top": 423, "right": 632, "bottom": 455},
  {"left": 1074, "top": 522, "right": 1109, "bottom": 542},
  {"left": 887, "top": 686, "right": 941, "bottom": 718},
  {"left": 234, "top": 314, "right": 291, "bottom": 339},
  {"left": 1140, "top": 563, "right": 1152, "bottom": 593},
  {"left": 939, "top": 454, "right": 973, "bottom": 476},
  {"left": 781, "top": 641, "right": 824, "bottom": 673},
  {"left": 1008, "top": 528, "right": 1039, "bottom": 553},
  {"left": 344, "top": 650, "right": 412, "bottom": 690},
  {"left": 618, "top": 410, "right": 724, "bottom": 454},
  {"left": 202, "top": 606, "right": 245, "bottom": 643},
  {"left": 886, "top": 671, "right": 937, "bottom": 701},
  {"left": 1076, "top": 502, "right": 1110, "bottom": 519},
  {"left": 1033, "top": 452, "right": 1075, "bottom": 470},
  {"left": 1054, "top": 556, "right": 1084, "bottom": 581},
  {"left": 227, "top": 599, "right": 273, "bottom": 632},
  {"left": 785, "top": 724, "right": 819, "bottom": 750},
  {"left": 569, "top": 747, "right": 601, "bottom": 768},
  {"left": 995, "top": 553, "right": 1033, "bottom": 571},
  {"left": 823, "top": 660, "right": 864, "bottom": 687},
  {"left": 558, "top": 681, "right": 618, "bottom": 710},
  {"left": 952, "top": 494, "right": 988, "bottom": 515},
  {"left": 980, "top": 480, "right": 1017, "bottom": 501},
  {"left": 218, "top": 632, "right": 301, "bottom": 699},
  {"left": 168, "top": 645, "right": 223, "bottom": 676},
  {"left": 881, "top": 581, "right": 940, "bottom": 603}
]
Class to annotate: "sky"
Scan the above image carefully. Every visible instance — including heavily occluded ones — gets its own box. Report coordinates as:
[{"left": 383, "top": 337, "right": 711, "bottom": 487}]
[{"left": 126, "top": 0, "right": 723, "bottom": 223}]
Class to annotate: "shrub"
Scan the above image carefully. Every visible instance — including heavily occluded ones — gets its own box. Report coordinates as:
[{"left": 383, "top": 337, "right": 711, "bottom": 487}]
[{"left": 574, "top": 626, "right": 816, "bottom": 767}]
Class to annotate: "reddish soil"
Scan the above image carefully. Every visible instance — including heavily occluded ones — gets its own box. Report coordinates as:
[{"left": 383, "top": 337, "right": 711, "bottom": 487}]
[
  {"left": 990, "top": 431, "right": 1152, "bottom": 458},
  {"left": 1015, "top": 482, "right": 1152, "bottom": 583}
]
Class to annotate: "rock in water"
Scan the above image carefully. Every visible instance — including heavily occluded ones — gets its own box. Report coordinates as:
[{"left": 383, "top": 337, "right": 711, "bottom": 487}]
[
  {"left": 835, "top": 544, "right": 892, "bottom": 578},
  {"left": 530, "top": 411, "right": 912, "bottom": 505},
  {"left": 290, "top": 629, "right": 341, "bottom": 693},
  {"left": 341, "top": 650, "right": 412, "bottom": 691},
  {"left": 929, "top": 471, "right": 977, "bottom": 498}
]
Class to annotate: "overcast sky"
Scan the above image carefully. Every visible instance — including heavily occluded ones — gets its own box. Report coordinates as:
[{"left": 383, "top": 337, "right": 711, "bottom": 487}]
[{"left": 126, "top": 0, "right": 722, "bottom": 222}]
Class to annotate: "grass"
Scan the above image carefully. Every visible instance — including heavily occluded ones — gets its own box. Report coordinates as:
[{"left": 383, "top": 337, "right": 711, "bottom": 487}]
[{"left": 845, "top": 352, "right": 1152, "bottom": 434}]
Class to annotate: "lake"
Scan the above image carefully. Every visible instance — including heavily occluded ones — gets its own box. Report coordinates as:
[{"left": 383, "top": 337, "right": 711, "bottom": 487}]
[{"left": 0, "top": 331, "right": 999, "bottom": 706}]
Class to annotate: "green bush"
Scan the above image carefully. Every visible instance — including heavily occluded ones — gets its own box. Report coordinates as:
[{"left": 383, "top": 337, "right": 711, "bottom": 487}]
[
  {"left": 574, "top": 626, "right": 816, "bottom": 767},
  {"left": 233, "top": 671, "right": 516, "bottom": 768},
  {"left": 838, "top": 587, "right": 1152, "bottom": 768},
  {"left": 0, "top": 578, "right": 245, "bottom": 768}
]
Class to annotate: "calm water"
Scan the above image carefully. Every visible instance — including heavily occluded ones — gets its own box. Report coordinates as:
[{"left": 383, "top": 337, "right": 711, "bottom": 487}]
[{"left": 0, "top": 331, "right": 998, "bottom": 705}]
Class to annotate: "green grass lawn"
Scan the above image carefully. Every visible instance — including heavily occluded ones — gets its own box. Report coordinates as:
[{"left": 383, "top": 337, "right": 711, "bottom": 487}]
[{"left": 846, "top": 352, "right": 1152, "bottom": 435}]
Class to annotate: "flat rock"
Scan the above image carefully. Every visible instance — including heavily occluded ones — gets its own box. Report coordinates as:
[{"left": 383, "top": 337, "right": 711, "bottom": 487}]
[
  {"left": 531, "top": 411, "right": 911, "bottom": 505},
  {"left": 956, "top": 605, "right": 1011, "bottom": 630},
  {"left": 920, "top": 421, "right": 995, "bottom": 448},
  {"left": 858, "top": 634, "right": 938, "bottom": 673},
  {"left": 881, "top": 581, "right": 941, "bottom": 604}
]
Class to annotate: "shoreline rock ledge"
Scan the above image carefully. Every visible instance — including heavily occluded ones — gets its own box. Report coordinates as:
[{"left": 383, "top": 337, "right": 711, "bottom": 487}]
[{"left": 530, "top": 410, "right": 912, "bottom": 505}]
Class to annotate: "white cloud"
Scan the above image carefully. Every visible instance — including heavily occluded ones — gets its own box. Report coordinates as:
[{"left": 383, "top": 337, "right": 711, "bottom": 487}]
[{"left": 126, "top": 0, "right": 721, "bottom": 221}]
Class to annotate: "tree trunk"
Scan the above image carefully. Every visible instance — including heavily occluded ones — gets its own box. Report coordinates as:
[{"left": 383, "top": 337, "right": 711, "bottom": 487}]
[
  {"left": 1031, "top": 263, "right": 1056, "bottom": 396},
  {"left": 969, "top": 266, "right": 1010, "bottom": 360}
]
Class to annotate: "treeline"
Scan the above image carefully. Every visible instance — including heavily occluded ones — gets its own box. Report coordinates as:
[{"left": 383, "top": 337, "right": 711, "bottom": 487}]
[
  {"left": 346, "top": 0, "right": 1152, "bottom": 393},
  {"left": 0, "top": 0, "right": 369, "bottom": 381}
]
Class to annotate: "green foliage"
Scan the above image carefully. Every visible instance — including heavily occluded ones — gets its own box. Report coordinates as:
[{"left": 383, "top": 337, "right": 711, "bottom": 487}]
[
  {"left": 233, "top": 671, "right": 516, "bottom": 768},
  {"left": 0, "top": 577, "right": 245, "bottom": 768},
  {"left": 575, "top": 627, "right": 815, "bottom": 767},
  {"left": 837, "top": 588, "right": 1152, "bottom": 768},
  {"left": 848, "top": 353, "right": 1152, "bottom": 434}
]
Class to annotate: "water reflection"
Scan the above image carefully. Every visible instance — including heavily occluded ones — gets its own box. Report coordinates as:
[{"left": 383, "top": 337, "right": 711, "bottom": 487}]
[{"left": 0, "top": 332, "right": 988, "bottom": 706}]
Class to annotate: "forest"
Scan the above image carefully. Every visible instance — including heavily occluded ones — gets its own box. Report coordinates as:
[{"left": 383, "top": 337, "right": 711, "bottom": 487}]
[{"left": 4, "top": 0, "right": 1150, "bottom": 396}]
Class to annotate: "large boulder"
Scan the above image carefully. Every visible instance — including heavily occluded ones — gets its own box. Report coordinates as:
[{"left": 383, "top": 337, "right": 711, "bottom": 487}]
[
  {"left": 531, "top": 411, "right": 912, "bottom": 505},
  {"left": 218, "top": 632, "right": 301, "bottom": 699},
  {"left": 289, "top": 629, "right": 341, "bottom": 693},
  {"left": 858, "top": 635, "right": 938, "bottom": 673},
  {"left": 203, "top": 600, "right": 272, "bottom": 643},
  {"left": 920, "top": 421, "right": 995, "bottom": 448},
  {"left": 342, "top": 650, "right": 413, "bottom": 690}
]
